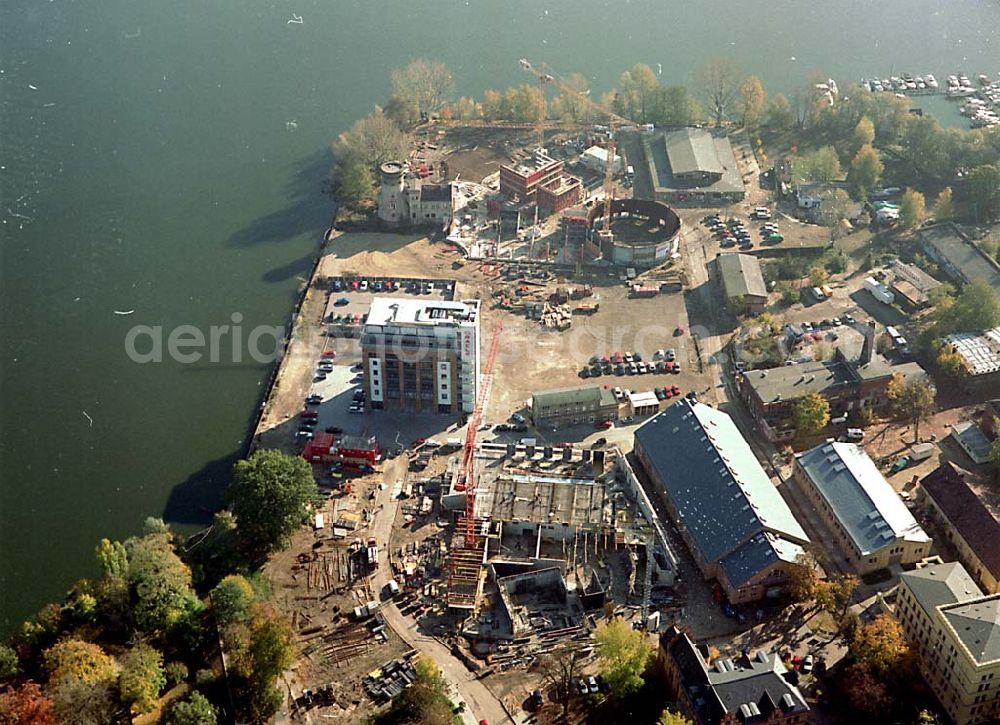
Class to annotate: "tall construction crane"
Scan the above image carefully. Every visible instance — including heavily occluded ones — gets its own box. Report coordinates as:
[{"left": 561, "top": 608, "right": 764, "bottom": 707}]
[
  {"left": 456, "top": 320, "right": 503, "bottom": 548},
  {"left": 519, "top": 58, "right": 634, "bottom": 241}
]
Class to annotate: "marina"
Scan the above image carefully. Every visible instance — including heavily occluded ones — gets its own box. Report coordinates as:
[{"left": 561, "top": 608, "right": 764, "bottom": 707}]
[{"left": 859, "top": 71, "right": 1000, "bottom": 129}]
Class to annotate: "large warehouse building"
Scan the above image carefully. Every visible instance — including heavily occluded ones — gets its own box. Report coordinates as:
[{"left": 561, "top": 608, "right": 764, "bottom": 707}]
[
  {"left": 634, "top": 400, "right": 810, "bottom": 604},
  {"left": 639, "top": 127, "right": 746, "bottom": 205},
  {"left": 360, "top": 297, "right": 480, "bottom": 414}
]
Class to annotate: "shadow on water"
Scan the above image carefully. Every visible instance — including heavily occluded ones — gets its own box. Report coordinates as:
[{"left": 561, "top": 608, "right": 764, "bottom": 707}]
[
  {"left": 162, "top": 452, "right": 239, "bottom": 526},
  {"left": 262, "top": 251, "right": 317, "bottom": 284},
  {"left": 227, "top": 149, "right": 334, "bottom": 251}
]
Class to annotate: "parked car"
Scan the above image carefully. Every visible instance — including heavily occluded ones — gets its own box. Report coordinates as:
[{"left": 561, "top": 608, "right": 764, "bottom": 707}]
[
  {"left": 654, "top": 388, "right": 666, "bottom": 401},
  {"left": 325, "top": 426, "right": 343, "bottom": 434},
  {"left": 306, "top": 394, "right": 322, "bottom": 404},
  {"left": 530, "top": 689, "right": 544, "bottom": 711},
  {"left": 334, "top": 297, "right": 350, "bottom": 306},
  {"left": 587, "top": 676, "right": 598, "bottom": 694},
  {"left": 577, "top": 679, "right": 589, "bottom": 695},
  {"left": 511, "top": 412, "right": 526, "bottom": 424},
  {"left": 802, "top": 654, "right": 815, "bottom": 674},
  {"left": 596, "top": 420, "right": 613, "bottom": 430},
  {"left": 594, "top": 437, "right": 608, "bottom": 446}
]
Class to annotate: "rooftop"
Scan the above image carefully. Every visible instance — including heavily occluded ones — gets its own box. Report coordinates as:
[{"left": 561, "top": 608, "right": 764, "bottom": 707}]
[
  {"left": 502, "top": 148, "right": 562, "bottom": 177},
  {"left": 890, "top": 259, "right": 942, "bottom": 295},
  {"left": 919, "top": 222, "right": 1000, "bottom": 294},
  {"left": 940, "top": 594, "right": 1000, "bottom": 666},
  {"left": 719, "top": 531, "right": 806, "bottom": 588},
  {"left": 364, "top": 297, "right": 477, "bottom": 327},
  {"left": 717, "top": 253, "right": 767, "bottom": 300},
  {"left": 646, "top": 128, "right": 744, "bottom": 195},
  {"left": 901, "top": 561, "right": 984, "bottom": 615},
  {"left": 634, "top": 400, "right": 808, "bottom": 566},
  {"left": 796, "top": 442, "right": 930, "bottom": 555},
  {"left": 663, "top": 627, "right": 809, "bottom": 724},
  {"left": 419, "top": 184, "right": 453, "bottom": 203},
  {"left": 533, "top": 385, "right": 615, "bottom": 410},
  {"left": 943, "top": 328, "right": 1000, "bottom": 376},
  {"left": 743, "top": 361, "right": 856, "bottom": 404},
  {"left": 951, "top": 421, "right": 994, "bottom": 462},
  {"left": 920, "top": 463, "right": 1000, "bottom": 581},
  {"left": 665, "top": 127, "right": 724, "bottom": 176},
  {"left": 486, "top": 473, "right": 611, "bottom": 528}
]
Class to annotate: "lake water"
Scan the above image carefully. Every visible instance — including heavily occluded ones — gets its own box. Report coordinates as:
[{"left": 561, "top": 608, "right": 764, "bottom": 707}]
[{"left": 1, "top": 0, "right": 997, "bottom": 631}]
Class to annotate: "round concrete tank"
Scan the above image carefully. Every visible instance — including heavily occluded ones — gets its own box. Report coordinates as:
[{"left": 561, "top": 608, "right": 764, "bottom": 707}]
[{"left": 377, "top": 161, "right": 407, "bottom": 224}]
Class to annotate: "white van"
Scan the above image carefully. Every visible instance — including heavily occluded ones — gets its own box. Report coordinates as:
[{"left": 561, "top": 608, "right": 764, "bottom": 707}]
[{"left": 846, "top": 428, "right": 864, "bottom": 441}]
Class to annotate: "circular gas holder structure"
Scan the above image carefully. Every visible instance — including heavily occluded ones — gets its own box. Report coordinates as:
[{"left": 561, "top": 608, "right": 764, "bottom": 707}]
[{"left": 590, "top": 198, "right": 681, "bottom": 268}]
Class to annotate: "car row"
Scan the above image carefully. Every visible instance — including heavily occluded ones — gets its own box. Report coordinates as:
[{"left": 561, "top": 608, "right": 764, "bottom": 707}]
[
  {"left": 576, "top": 675, "right": 609, "bottom": 695},
  {"left": 581, "top": 358, "right": 682, "bottom": 378},
  {"left": 329, "top": 277, "right": 452, "bottom": 296}
]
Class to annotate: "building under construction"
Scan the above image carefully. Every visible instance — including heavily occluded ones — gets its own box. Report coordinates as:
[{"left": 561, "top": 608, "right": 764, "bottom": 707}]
[
  {"left": 441, "top": 442, "right": 680, "bottom": 644},
  {"left": 499, "top": 148, "right": 582, "bottom": 214}
]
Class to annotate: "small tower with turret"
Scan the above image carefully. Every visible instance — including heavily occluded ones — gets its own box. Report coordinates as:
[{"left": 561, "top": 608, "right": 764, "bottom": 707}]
[{"left": 377, "top": 161, "right": 408, "bottom": 225}]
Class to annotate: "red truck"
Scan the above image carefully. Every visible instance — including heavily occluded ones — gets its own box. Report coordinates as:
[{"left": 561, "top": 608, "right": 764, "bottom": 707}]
[{"left": 630, "top": 285, "right": 658, "bottom": 298}]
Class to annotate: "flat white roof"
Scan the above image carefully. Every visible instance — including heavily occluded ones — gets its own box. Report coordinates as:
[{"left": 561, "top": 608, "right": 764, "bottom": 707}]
[
  {"left": 628, "top": 391, "right": 659, "bottom": 407},
  {"left": 365, "top": 297, "right": 477, "bottom": 327}
]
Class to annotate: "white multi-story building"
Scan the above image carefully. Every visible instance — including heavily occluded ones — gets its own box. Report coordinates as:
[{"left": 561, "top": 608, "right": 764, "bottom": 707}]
[{"left": 361, "top": 297, "right": 480, "bottom": 414}]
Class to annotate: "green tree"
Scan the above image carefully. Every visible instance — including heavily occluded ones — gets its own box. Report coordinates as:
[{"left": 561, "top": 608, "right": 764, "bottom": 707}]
[
  {"left": 594, "top": 617, "right": 652, "bottom": 698},
  {"left": 164, "top": 691, "right": 218, "bottom": 725},
  {"left": 934, "top": 186, "right": 954, "bottom": 221},
  {"left": 615, "top": 64, "right": 660, "bottom": 123},
  {"left": 389, "top": 58, "right": 454, "bottom": 117},
  {"left": 697, "top": 56, "right": 742, "bottom": 125},
  {"left": 333, "top": 110, "right": 410, "bottom": 171},
  {"left": 333, "top": 151, "right": 373, "bottom": 210},
  {"left": 847, "top": 144, "right": 883, "bottom": 199},
  {"left": 648, "top": 85, "right": 702, "bottom": 127},
  {"left": 886, "top": 374, "right": 936, "bottom": 442},
  {"left": 549, "top": 73, "right": 592, "bottom": 123},
  {"left": 43, "top": 639, "right": 117, "bottom": 687},
  {"left": 968, "top": 164, "right": 1000, "bottom": 220},
  {"left": 792, "top": 393, "right": 830, "bottom": 436},
  {"left": 118, "top": 643, "right": 166, "bottom": 714},
  {"left": 766, "top": 92, "right": 794, "bottom": 130},
  {"left": 0, "top": 644, "right": 19, "bottom": 678},
  {"left": 502, "top": 84, "right": 546, "bottom": 123},
  {"left": 228, "top": 448, "right": 318, "bottom": 556},
  {"left": 900, "top": 188, "right": 926, "bottom": 229},
  {"left": 126, "top": 530, "right": 200, "bottom": 633},
  {"left": 794, "top": 146, "right": 842, "bottom": 183},
  {"left": 95, "top": 538, "right": 128, "bottom": 580},
  {"left": 165, "top": 661, "right": 189, "bottom": 687},
  {"left": 850, "top": 615, "right": 912, "bottom": 676},
  {"left": 211, "top": 574, "right": 257, "bottom": 627},
  {"left": 659, "top": 710, "right": 693, "bottom": 725},
  {"left": 739, "top": 76, "right": 766, "bottom": 130},
  {"left": 936, "top": 346, "right": 966, "bottom": 379}
]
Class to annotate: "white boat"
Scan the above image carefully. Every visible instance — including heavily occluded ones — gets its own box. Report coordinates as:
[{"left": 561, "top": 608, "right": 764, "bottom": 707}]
[
  {"left": 828, "top": 78, "right": 839, "bottom": 96},
  {"left": 873, "top": 81, "right": 884, "bottom": 92},
  {"left": 947, "top": 86, "right": 976, "bottom": 98},
  {"left": 925, "top": 74, "right": 939, "bottom": 89},
  {"left": 861, "top": 79, "right": 872, "bottom": 92},
  {"left": 979, "top": 74, "right": 991, "bottom": 85},
  {"left": 948, "top": 75, "right": 960, "bottom": 86}
]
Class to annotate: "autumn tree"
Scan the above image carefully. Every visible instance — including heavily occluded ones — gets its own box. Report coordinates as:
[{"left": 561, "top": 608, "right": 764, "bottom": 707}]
[
  {"left": 697, "top": 56, "right": 742, "bottom": 125},
  {"left": 739, "top": 76, "right": 766, "bottom": 130},
  {"left": 840, "top": 662, "right": 892, "bottom": 716},
  {"left": 847, "top": 145, "right": 883, "bottom": 200},
  {"left": 0, "top": 681, "right": 56, "bottom": 724},
  {"left": 886, "top": 374, "right": 936, "bottom": 442},
  {"left": 766, "top": 93, "right": 794, "bottom": 130},
  {"left": 900, "top": 189, "right": 926, "bottom": 229},
  {"left": 228, "top": 448, "right": 318, "bottom": 556},
  {"left": 226, "top": 604, "right": 294, "bottom": 723},
  {"left": 332, "top": 149, "right": 373, "bottom": 210},
  {"left": 549, "top": 73, "right": 592, "bottom": 123},
  {"left": 164, "top": 691, "right": 218, "bottom": 725},
  {"left": 0, "top": 644, "right": 18, "bottom": 678},
  {"left": 848, "top": 117, "right": 876, "bottom": 160},
  {"left": 793, "top": 393, "right": 830, "bottom": 436},
  {"left": 48, "top": 676, "right": 118, "bottom": 725},
  {"left": 787, "top": 553, "right": 822, "bottom": 603},
  {"left": 389, "top": 58, "right": 454, "bottom": 117},
  {"left": 850, "top": 615, "right": 912, "bottom": 676},
  {"left": 615, "top": 64, "right": 660, "bottom": 123},
  {"left": 594, "top": 617, "right": 652, "bottom": 698},
  {"left": 648, "top": 85, "right": 702, "bottom": 127},
  {"left": 333, "top": 110, "right": 410, "bottom": 171},
  {"left": 43, "top": 639, "right": 117, "bottom": 688},
  {"left": 538, "top": 643, "right": 585, "bottom": 718},
  {"left": 503, "top": 84, "right": 547, "bottom": 123},
  {"left": 935, "top": 345, "right": 966, "bottom": 379},
  {"left": 659, "top": 709, "right": 694, "bottom": 725},
  {"left": 934, "top": 186, "right": 954, "bottom": 221},
  {"left": 815, "top": 574, "right": 859, "bottom": 623}
]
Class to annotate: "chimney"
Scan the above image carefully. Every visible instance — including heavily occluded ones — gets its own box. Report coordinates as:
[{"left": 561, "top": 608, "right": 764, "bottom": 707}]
[{"left": 859, "top": 320, "right": 876, "bottom": 365}]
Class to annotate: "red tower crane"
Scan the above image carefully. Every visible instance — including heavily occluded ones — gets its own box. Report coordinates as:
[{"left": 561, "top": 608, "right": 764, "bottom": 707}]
[{"left": 456, "top": 319, "right": 503, "bottom": 548}]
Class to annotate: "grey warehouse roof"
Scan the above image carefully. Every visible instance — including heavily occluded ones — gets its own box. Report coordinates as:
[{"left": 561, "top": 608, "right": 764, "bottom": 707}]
[
  {"left": 634, "top": 400, "right": 808, "bottom": 570},
  {"left": 665, "top": 127, "right": 724, "bottom": 175},
  {"left": 533, "top": 385, "right": 616, "bottom": 409},
  {"left": 718, "top": 253, "right": 767, "bottom": 300},
  {"left": 797, "top": 442, "right": 930, "bottom": 555}
]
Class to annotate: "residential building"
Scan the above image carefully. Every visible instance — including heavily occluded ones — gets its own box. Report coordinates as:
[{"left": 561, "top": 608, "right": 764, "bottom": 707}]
[
  {"left": 919, "top": 222, "right": 1000, "bottom": 295},
  {"left": 897, "top": 562, "right": 1000, "bottom": 724},
  {"left": 951, "top": 421, "right": 994, "bottom": 464},
  {"left": 919, "top": 463, "right": 1000, "bottom": 595},
  {"left": 536, "top": 173, "right": 582, "bottom": 214},
  {"left": 530, "top": 385, "right": 619, "bottom": 429},
  {"left": 793, "top": 441, "right": 931, "bottom": 574},
  {"left": 499, "top": 148, "right": 565, "bottom": 203},
  {"left": 634, "top": 400, "right": 810, "bottom": 604},
  {"left": 377, "top": 161, "right": 457, "bottom": 228},
  {"left": 657, "top": 626, "right": 810, "bottom": 725},
  {"left": 739, "top": 322, "right": 926, "bottom": 441},
  {"left": 716, "top": 253, "right": 768, "bottom": 314},
  {"left": 639, "top": 127, "right": 745, "bottom": 205},
  {"left": 361, "top": 297, "right": 480, "bottom": 414},
  {"left": 581, "top": 145, "right": 623, "bottom": 175},
  {"left": 889, "top": 259, "right": 941, "bottom": 311}
]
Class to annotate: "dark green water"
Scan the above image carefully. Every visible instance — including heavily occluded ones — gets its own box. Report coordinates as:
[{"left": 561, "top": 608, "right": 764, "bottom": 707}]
[{"left": 1, "top": 0, "right": 997, "bottom": 631}]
